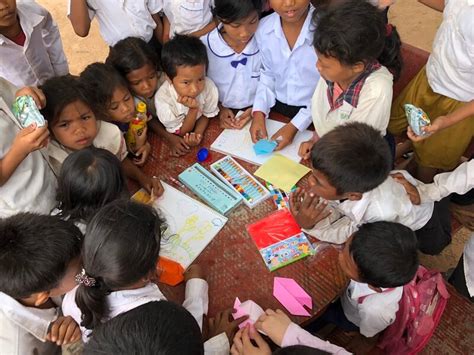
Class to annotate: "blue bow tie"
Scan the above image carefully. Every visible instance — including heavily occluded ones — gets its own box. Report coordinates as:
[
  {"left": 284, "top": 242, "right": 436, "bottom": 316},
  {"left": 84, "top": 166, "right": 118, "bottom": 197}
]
[{"left": 230, "top": 57, "right": 248, "bottom": 68}]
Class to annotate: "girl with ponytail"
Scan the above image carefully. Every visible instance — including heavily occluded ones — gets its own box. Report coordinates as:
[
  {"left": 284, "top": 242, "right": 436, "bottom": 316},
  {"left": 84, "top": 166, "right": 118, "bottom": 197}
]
[
  {"left": 298, "top": 0, "right": 401, "bottom": 160},
  {"left": 61, "top": 200, "right": 209, "bottom": 342}
]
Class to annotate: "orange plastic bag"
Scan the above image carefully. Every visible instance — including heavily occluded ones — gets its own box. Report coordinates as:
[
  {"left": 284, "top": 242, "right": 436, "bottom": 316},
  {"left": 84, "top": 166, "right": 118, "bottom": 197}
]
[{"left": 156, "top": 257, "right": 184, "bottom": 286}]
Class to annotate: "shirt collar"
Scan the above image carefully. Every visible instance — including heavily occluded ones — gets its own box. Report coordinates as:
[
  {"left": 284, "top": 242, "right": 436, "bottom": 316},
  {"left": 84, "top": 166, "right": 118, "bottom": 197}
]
[
  {"left": 271, "top": 5, "right": 315, "bottom": 47},
  {"left": 349, "top": 280, "right": 395, "bottom": 300},
  {"left": 206, "top": 26, "right": 259, "bottom": 58},
  {"left": 338, "top": 191, "right": 371, "bottom": 223},
  {"left": 0, "top": 5, "right": 44, "bottom": 45}
]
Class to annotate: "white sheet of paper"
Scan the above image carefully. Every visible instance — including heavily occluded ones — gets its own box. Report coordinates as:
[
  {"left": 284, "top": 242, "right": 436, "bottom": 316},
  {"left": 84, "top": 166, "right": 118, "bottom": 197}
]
[
  {"left": 210, "top": 119, "right": 313, "bottom": 165},
  {"left": 154, "top": 182, "right": 228, "bottom": 269}
]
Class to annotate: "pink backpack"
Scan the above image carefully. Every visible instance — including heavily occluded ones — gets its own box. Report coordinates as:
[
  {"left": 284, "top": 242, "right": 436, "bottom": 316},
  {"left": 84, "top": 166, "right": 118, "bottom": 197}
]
[{"left": 377, "top": 265, "right": 450, "bottom": 354}]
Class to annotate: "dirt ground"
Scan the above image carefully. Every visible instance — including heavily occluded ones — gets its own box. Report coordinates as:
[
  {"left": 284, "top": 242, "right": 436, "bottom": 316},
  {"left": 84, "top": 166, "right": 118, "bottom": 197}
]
[{"left": 37, "top": 0, "right": 443, "bottom": 75}]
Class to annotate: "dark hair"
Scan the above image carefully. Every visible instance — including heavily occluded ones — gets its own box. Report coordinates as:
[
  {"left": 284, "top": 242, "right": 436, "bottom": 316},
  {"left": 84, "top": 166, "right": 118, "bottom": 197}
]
[
  {"left": 311, "top": 122, "right": 392, "bottom": 194},
  {"left": 213, "top": 0, "right": 262, "bottom": 23},
  {"left": 79, "top": 62, "right": 130, "bottom": 119},
  {"left": 161, "top": 35, "right": 209, "bottom": 80},
  {"left": 40, "top": 75, "right": 90, "bottom": 127},
  {"left": 274, "top": 346, "right": 330, "bottom": 355},
  {"left": 107, "top": 37, "right": 160, "bottom": 75},
  {"left": 0, "top": 213, "right": 82, "bottom": 299},
  {"left": 313, "top": 0, "right": 402, "bottom": 80},
  {"left": 84, "top": 301, "right": 204, "bottom": 355},
  {"left": 56, "top": 147, "right": 128, "bottom": 224},
  {"left": 75, "top": 200, "right": 165, "bottom": 330},
  {"left": 351, "top": 222, "right": 419, "bottom": 288}
]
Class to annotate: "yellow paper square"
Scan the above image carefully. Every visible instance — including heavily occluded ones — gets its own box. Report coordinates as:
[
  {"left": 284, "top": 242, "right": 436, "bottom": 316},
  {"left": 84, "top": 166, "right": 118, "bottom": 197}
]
[{"left": 254, "top": 154, "right": 311, "bottom": 191}]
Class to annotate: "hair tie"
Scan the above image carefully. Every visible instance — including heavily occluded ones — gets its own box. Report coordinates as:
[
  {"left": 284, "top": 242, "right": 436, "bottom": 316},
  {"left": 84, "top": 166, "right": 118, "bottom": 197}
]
[
  {"left": 386, "top": 24, "right": 393, "bottom": 37},
  {"left": 75, "top": 268, "right": 96, "bottom": 287}
]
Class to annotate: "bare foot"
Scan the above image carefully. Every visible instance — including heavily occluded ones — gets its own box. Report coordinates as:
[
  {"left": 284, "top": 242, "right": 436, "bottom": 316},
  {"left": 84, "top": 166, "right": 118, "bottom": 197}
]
[{"left": 184, "top": 132, "right": 202, "bottom": 147}]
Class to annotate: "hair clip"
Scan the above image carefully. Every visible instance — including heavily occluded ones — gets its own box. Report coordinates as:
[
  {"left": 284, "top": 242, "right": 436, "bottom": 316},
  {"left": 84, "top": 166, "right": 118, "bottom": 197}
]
[
  {"left": 386, "top": 24, "right": 393, "bottom": 37},
  {"left": 75, "top": 268, "right": 96, "bottom": 287}
]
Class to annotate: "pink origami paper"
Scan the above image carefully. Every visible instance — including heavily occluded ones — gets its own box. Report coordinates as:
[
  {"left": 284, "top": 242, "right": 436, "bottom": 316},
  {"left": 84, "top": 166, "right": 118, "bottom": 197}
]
[
  {"left": 273, "top": 277, "right": 312, "bottom": 316},
  {"left": 233, "top": 297, "right": 265, "bottom": 329}
]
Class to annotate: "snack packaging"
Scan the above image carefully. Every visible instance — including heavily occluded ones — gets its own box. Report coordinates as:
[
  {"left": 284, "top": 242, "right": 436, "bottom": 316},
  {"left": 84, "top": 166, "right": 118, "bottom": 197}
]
[
  {"left": 12, "top": 95, "right": 46, "bottom": 128},
  {"left": 404, "top": 104, "right": 430, "bottom": 136}
]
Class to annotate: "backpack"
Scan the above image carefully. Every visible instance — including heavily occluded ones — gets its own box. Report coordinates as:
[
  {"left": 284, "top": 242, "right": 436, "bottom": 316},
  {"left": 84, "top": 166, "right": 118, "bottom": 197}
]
[{"left": 377, "top": 265, "right": 450, "bottom": 354}]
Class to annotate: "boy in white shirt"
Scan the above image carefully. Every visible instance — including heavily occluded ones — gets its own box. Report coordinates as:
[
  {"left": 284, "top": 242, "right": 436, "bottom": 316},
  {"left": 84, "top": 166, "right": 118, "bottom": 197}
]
[
  {"left": 306, "top": 221, "right": 419, "bottom": 337},
  {"left": 290, "top": 122, "right": 452, "bottom": 255},
  {"left": 250, "top": 0, "right": 320, "bottom": 150},
  {"left": 68, "top": 0, "right": 163, "bottom": 47},
  {"left": 0, "top": 213, "right": 83, "bottom": 354},
  {"left": 155, "top": 35, "right": 219, "bottom": 147},
  {"left": 0, "top": 1, "right": 69, "bottom": 87}
]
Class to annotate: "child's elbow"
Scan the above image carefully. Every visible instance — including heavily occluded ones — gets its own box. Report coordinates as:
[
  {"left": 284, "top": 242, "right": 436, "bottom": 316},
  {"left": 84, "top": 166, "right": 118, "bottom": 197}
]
[{"left": 73, "top": 26, "right": 90, "bottom": 37}]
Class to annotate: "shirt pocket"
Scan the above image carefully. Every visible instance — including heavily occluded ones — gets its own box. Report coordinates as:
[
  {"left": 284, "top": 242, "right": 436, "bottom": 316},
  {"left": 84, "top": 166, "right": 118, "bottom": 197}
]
[{"left": 179, "top": 1, "right": 207, "bottom": 31}]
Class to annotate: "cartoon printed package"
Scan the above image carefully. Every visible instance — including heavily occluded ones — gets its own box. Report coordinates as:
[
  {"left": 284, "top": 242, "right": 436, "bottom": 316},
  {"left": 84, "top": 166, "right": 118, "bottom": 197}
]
[
  {"left": 12, "top": 95, "right": 46, "bottom": 128},
  {"left": 404, "top": 104, "right": 430, "bottom": 136}
]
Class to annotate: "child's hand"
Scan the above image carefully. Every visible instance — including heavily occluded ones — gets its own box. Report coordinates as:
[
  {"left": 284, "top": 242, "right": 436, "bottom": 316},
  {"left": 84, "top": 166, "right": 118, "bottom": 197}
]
[
  {"left": 254, "top": 309, "right": 291, "bottom": 347},
  {"left": 250, "top": 112, "right": 268, "bottom": 143},
  {"left": 183, "top": 132, "right": 202, "bottom": 147},
  {"left": 178, "top": 95, "right": 199, "bottom": 109},
  {"left": 391, "top": 173, "right": 421, "bottom": 205},
  {"left": 231, "top": 325, "right": 271, "bottom": 355},
  {"left": 233, "top": 108, "right": 253, "bottom": 130},
  {"left": 12, "top": 124, "right": 49, "bottom": 157},
  {"left": 133, "top": 142, "right": 151, "bottom": 166},
  {"left": 407, "top": 118, "right": 444, "bottom": 142},
  {"left": 15, "top": 86, "right": 46, "bottom": 109},
  {"left": 46, "top": 316, "right": 81, "bottom": 346},
  {"left": 141, "top": 176, "right": 165, "bottom": 197},
  {"left": 290, "top": 190, "right": 330, "bottom": 229},
  {"left": 208, "top": 309, "right": 248, "bottom": 343},
  {"left": 270, "top": 123, "right": 298, "bottom": 151},
  {"left": 184, "top": 264, "right": 206, "bottom": 281},
  {"left": 166, "top": 134, "right": 190, "bottom": 157},
  {"left": 219, "top": 107, "right": 237, "bottom": 129},
  {"left": 298, "top": 140, "right": 314, "bottom": 160}
]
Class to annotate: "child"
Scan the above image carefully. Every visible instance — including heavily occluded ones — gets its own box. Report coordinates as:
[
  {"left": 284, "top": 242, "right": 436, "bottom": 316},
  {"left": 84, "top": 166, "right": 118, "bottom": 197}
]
[
  {"left": 0, "top": 1, "right": 68, "bottom": 87},
  {"left": 79, "top": 63, "right": 151, "bottom": 165},
  {"left": 389, "top": 0, "right": 474, "bottom": 182},
  {"left": 56, "top": 147, "right": 128, "bottom": 233},
  {"left": 62, "top": 200, "right": 210, "bottom": 342},
  {"left": 107, "top": 37, "right": 191, "bottom": 157},
  {"left": 290, "top": 122, "right": 451, "bottom": 255},
  {"left": 298, "top": 0, "right": 401, "bottom": 159},
  {"left": 67, "top": 0, "right": 163, "bottom": 47},
  {"left": 155, "top": 35, "right": 219, "bottom": 147},
  {"left": 84, "top": 301, "right": 204, "bottom": 354},
  {"left": 0, "top": 78, "right": 56, "bottom": 217},
  {"left": 203, "top": 0, "right": 262, "bottom": 129},
  {"left": 307, "top": 222, "right": 419, "bottom": 338},
  {"left": 0, "top": 213, "right": 83, "bottom": 353},
  {"left": 231, "top": 311, "right": 350, "bottom": 354},
  {"left": 250, "top": 0, "right": 320, "bottom": 150},
  {"left": 40, "top": 75, "right": 164, "bottom": 196},
  {"left": 162, "top": 0, "right": 216, "bottom": 42}
]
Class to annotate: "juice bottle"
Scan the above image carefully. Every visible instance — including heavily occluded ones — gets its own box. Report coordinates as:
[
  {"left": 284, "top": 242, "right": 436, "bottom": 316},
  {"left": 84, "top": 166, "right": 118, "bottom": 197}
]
[{"left": 126, "top": 101, "right": 147, "bottom": 151}]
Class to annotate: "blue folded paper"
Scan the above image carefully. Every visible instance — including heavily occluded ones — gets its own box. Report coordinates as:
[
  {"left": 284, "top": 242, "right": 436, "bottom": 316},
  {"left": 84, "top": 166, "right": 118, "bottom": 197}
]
[{"left": 254, "top": 139, "right": 278, "bottom": 155}]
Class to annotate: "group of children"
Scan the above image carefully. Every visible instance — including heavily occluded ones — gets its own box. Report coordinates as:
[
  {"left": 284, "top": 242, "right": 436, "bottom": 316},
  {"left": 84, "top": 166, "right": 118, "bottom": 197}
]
[{"left": 0, "top": 0, "right": 472, "bottom": 353}]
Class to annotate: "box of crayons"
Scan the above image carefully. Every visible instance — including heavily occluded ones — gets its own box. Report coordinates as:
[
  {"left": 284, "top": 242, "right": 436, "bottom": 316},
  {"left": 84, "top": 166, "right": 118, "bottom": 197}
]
[{"left": 211, "top": 156, "right": 270, "bottom": 209}]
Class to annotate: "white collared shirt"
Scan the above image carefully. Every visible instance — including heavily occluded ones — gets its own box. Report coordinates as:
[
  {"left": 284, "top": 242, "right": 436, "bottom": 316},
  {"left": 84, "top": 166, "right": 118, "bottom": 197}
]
[
  {"left": 252, "top": 7, "right": 320, "bottom": 131},
  {"left": 67, "top": 0, "right": 162, "bottom": 45},
  {"left": 47, "top": 120, "right": 128, "bottom": 176},
  {"left": 163, "top": 0, "right": 214, "bottom": 38},
  {"left": 311, "top": 66, "right": 393, "bottom": 137},
  {"left": 0, "top": 292, "right": 60, "bottom": 355},
  {"left": 304, "top": 171, "right": 434, "bottom": 244},
  {"left": 0, "top": 2, "right": 68, "bottom": 87},
  {"left": 426, "top": 0, "right": 474, "bottom": 102},
  {"left": 202, "top": 27, "right": 261, "bottom": 110},
  {"left": 341, "top": 280, "right": 403, "bottom": 337},
  {"left": 155, "top": 78, "right": 219, "bottom": 133},
  {"left": 0, "top": 78, "right": 57, "bottom": 218}
]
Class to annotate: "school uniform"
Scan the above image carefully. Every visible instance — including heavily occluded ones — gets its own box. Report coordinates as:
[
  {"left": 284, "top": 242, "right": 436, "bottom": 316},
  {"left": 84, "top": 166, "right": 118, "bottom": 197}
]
[
  {"left": 312, "top": 64, "right": 393, "bottom": 137},
  {"left": 47, "top": 120, "right": 128, "bottom": 176},
  {"left": 389, "top": 0, "right": 474, "bottom": 170},
  {"left": 154, "top": 78, "right": 219, "bottom": 133},
  {"left": 162, "top": 0, "right": 214, "bottom": 38},
  {"left": 304, "top": 171, "right": 451, "bottom": 255},
  {"left": 0, "top": 2, "right": 68, "bottom": 87},
  {"left": 0, "top": 78, "right": 57, "bottom": 218},
  {"left": 341, "top": 281, "right": 403, "bottom": 337},
  {"left": 252, "top": 7, "right": 320, "bottom": 130},
  {"left": 67, "top": 0, "right": 162, "bottom": 45},
  {"left": 0, "top": 292, "right": 60, "bottom": 355},
  {"left": 202, "top": 27, "right": 261, "bottom": 110}
]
